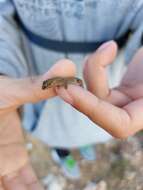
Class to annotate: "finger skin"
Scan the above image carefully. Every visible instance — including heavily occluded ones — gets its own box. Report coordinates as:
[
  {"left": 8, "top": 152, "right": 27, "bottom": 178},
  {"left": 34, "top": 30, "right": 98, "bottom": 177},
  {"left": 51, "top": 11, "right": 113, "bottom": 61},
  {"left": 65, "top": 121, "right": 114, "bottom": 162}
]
[
  {"left": 0, "top": 144, "right": 28, "bottom": 177},
  {"left": 59, "top": 85, "right": 143, "bottom": 138},
  {"left": 0, "top": 111, "right": 42, "bottom": 190},
  {"left": 2, "top": 165, "right": 44, "bottom": 190},
  {"left": 121, "top": 47, "right": 143, "bottom": 87},
  {"left": 2, "top": 173, "right": 27, "bottom": 190},
  {"left": 0, "top": 180, "right": 4, "bottom": 190},
  {"left": 57, "top": 45, "right": 143, "bottom": 138},
  {"left": 0, "top": 110, "right": 28, "bottom": 177},
  {"left": 83, "top": 41, "right": 132, "bottom": 106},
  {"left": 0, "top": 111, "right": 24, "bottom": 146},
  {"left": 119, "top": 48, "right": 143, "bottom": 100},
  {"left": 18, "top": 59, "right": 76, "bottom": 104},
  {"left": 19, "top": 164, "right": 44, "bottom": 190},
  {"left": 83, "top": 41, "right": 117, "bottom": 98},
  {"left": 0, "top": 59, "right": 76, "bottom": 114}
]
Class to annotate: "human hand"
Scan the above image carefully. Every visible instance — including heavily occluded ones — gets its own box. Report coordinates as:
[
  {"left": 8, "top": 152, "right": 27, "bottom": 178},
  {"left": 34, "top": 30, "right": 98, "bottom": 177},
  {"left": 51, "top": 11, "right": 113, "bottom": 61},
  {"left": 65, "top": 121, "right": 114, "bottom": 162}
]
[
  {"left": 0, "top": 59, "right": 76, "bottom": 189},
  {"left": 57, "top": 41, "right": 143, "bottom": 138},
  {"left": 0, "top": 59, "right": 76, "bottom": 115},
  {"left": 0, "top": 111, "right": 44, "bottom": 190}
]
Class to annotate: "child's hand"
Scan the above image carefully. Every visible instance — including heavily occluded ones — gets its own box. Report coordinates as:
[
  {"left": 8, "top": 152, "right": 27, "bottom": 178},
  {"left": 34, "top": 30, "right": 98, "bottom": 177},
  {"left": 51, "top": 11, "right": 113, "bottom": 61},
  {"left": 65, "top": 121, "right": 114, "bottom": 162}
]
[
  {"left": 0, "top": 59, "right": 76, "bottom": 115},
  {"left": 0, "top": 111, "right": 44, "bottom": 190},
  {"left": 57, "top": 41, "right": 143, "bottom": 138}
]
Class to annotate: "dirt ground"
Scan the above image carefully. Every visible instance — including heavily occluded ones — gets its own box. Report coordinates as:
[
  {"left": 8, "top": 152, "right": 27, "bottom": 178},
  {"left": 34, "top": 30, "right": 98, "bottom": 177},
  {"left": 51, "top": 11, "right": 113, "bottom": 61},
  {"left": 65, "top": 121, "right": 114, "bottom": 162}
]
[{"left": 25, "top": 132, "right": 143, "bottom": 190}]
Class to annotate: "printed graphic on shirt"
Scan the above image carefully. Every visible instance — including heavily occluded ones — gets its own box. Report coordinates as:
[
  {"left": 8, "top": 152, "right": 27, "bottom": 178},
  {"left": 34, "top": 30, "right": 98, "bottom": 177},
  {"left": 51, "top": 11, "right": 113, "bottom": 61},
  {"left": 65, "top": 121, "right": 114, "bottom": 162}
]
[
  {"left": 15, "top": 0, "right": 88, "bottom": 20},
  {"left": 13, "top": 0, "right": 139, "bottom": 41},
  {"left": 13, "top": 0, "right": 99, "bottom": 38}
]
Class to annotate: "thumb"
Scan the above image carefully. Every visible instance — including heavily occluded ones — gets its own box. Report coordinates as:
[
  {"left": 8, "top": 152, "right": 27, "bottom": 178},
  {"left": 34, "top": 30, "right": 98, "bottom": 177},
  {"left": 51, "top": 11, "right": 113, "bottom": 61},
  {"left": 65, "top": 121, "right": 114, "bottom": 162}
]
[
  {"left": 83, "top": 41, "right": 118, "bottom": 99},
  {"left": 0, "top": 59, "right": 76, "bottom": 113}
]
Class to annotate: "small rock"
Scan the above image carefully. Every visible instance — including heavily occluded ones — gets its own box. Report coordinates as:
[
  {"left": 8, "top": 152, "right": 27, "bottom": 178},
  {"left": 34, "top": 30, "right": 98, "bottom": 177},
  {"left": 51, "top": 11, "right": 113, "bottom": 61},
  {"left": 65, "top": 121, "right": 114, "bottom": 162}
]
[
  {"left": 96, "top": 181, "right": 107, "bottom": 190},
  {"left": 43, "top": 175, "right": 66, "bottom": 190},
  {"left": 125, "top": 172, "right": 136, "bottom": 181},
  {"left": 84, "top": 182, "right": 97, "bottom": 190},
  {"left": 26, "top": 142, "right": 33, "bottom": 151}
]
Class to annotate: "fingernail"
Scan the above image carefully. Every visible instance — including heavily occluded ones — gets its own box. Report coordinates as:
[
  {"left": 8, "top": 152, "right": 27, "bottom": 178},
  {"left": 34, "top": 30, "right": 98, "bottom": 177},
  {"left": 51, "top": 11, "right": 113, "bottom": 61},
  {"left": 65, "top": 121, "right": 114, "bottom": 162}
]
[
  {"left": 96, "top": 41, "right": 114, "bottom": 53},
  {"left": 56, "top": 87, "right": 74, "bottom": 105}
]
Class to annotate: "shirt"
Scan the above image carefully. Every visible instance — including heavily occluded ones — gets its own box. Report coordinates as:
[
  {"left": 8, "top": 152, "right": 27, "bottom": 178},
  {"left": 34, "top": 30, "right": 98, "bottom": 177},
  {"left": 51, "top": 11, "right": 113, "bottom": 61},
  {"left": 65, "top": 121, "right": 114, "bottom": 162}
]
[{"left": 0, "top": 0, "right": 143, "bottom": 147}]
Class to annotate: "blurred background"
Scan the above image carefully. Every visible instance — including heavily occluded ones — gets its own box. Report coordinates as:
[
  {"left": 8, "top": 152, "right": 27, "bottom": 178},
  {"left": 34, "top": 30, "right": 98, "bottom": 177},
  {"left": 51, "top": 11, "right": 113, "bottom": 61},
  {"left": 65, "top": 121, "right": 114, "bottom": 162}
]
[{"left": 25, "top": 131, "right": 143, "bottom": 190}]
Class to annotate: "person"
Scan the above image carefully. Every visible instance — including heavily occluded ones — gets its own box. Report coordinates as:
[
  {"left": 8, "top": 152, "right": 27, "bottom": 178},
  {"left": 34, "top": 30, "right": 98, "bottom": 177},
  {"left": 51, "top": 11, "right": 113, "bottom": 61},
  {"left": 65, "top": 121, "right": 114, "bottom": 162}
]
[{"left": 0, "top": 0, "right": 143, "bottom": 189}]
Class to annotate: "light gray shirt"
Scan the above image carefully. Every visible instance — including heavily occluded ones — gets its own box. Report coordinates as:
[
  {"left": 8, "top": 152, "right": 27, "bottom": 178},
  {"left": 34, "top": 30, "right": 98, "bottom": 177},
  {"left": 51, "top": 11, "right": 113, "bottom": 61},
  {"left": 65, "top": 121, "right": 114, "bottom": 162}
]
[
  {"left": 0, "top": 0, "right": 143, "bottom": 146},
  {"left": 0, "top": 0, "right": 143, "bottom": 77}
]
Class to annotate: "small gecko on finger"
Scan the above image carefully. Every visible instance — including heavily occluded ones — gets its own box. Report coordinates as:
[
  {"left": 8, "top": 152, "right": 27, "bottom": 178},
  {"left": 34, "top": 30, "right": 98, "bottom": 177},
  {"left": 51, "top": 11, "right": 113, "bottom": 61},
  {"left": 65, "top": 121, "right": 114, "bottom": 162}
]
[{"left": 42, "top": 77, "right": 84, "bottom": 90}]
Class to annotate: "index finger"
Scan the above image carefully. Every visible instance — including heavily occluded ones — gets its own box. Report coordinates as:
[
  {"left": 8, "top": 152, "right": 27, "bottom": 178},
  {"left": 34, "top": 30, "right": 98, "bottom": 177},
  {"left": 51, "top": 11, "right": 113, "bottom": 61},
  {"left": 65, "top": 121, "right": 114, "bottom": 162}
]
[
  {"left": 0, "top": 59, "right": 76, "bottom": 114},
  {"left": 57, "top": 85, "right": 142, "bottom": 138}
]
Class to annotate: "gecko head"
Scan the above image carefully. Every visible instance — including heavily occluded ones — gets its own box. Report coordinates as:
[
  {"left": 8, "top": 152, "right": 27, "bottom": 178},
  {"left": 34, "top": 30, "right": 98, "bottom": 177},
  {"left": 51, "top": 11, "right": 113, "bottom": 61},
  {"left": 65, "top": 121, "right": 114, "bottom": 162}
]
[
  {"left": 42, "top": 79, "right": 54, "bottom": 89},
  {"left": 76, "top": 78, "right": 84, "bottom": 87}
]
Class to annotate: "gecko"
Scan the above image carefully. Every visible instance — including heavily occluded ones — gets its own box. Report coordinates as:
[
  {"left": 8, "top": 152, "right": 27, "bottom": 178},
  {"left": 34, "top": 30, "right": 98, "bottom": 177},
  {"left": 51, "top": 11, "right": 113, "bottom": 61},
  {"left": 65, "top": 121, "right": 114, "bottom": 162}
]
[{"left": 42, "top": 76, "right": 84, "bottom": 90}]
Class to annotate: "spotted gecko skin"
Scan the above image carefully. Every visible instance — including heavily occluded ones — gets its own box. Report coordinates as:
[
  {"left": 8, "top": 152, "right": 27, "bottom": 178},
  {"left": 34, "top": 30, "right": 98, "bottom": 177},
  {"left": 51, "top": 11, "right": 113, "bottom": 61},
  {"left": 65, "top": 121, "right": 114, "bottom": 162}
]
[{"left": 42, "top": 77, "right": 84, "bottom": 90}]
